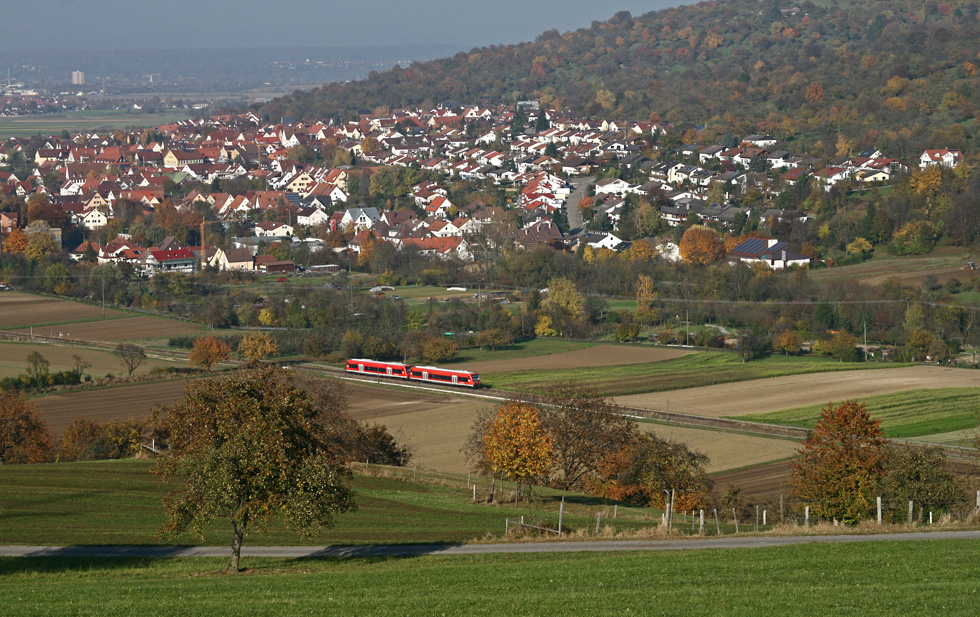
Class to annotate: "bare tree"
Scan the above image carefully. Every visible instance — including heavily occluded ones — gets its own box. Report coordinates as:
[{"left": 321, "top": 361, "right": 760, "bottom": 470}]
[{"left": 114, "top": 343, "right": 146, "bottom": 376}]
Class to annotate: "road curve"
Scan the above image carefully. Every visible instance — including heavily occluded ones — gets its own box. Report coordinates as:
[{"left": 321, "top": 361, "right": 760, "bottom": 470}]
[{"left": 4, "top": 530, "right": 979, "bottom": 558}]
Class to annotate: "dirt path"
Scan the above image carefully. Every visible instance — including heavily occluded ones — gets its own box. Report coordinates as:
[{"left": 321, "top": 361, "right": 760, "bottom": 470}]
[
  {"left": 467, "top": 345, "right": 691, "bottom": 373},
  {"left": 614, "top": 365, "right": 980, "bottom": 418}
]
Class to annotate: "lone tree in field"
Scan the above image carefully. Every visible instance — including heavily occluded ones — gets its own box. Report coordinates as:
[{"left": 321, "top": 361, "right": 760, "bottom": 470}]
[
  {"left": 188, "top": 336, "right": 232, "bottom": 371},
  {"left": 790, "top": 400, "right": 887, "bottom": 523},
  {"left": 154, "top": 366, "right": 356, "bottom": 573},
  {"left": 479, "top": 401, "right": 554, "bottom": 502},
  {"left": 114, "top": 343, "right": 146, "bottom": 376},
  {"left": 0, "top": 391, "right": 53, "bottom": 464}
]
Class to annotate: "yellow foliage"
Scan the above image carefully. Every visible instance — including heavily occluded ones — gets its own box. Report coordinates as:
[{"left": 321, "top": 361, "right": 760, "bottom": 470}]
[{"left": 481, "top": 401, "right": 554, "bottom": 483}]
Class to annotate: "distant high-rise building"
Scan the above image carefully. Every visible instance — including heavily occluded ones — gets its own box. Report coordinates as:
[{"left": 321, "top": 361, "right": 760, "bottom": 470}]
[{"left": 71, "top": 70, "right": 85, "bottom": 85}]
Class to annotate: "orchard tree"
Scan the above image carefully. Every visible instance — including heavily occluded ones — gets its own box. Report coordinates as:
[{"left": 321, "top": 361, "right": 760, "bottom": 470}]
[
  {"left": 154, "top": 366, "right": 357, "bottom": 573},
  {"left": 540, "top": 277, "right": 584, "bottom": 338},
  {"left": 773, "top": 330, "right": 802, "bottom": 355},
  {"left": 882, "top": 444, "right": 964, "bottom": 519},
  {"left": 790, "top": 400, "right": 887, "bottom": 523},
  {"left": 679, "top": 225, "right": 726, "bottom": 265},
  {"left": 480, "top": 401, "right": 555, "bottom": 502},
  {"left": 237, "top": 331, "right": 279, "bottom": 365},
  {"left": 534, "top": 384, "right": 636, "bottom": 490},
  {"left": 0, "top": 391, "right": 53, "bottom": 463},
  {"left": 115, "top": 343, "right": 146, "bottom": 376},
  {"left": 188, "top": 336, "right": 232, "bottom": 371},
  {"left": 590, "top": 433, "right": 710, "bottom": 511}
]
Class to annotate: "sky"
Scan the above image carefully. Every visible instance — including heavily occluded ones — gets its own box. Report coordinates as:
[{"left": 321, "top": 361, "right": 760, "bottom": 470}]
[{"left": 8, "top": 0, "right": 689, "bottom": 53}]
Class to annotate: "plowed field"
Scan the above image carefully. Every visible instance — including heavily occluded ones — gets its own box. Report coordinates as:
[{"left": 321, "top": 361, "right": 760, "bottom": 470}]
[
  {"left": 10, "top": 315, "right": 203, "bottom": 342},
  {"left": 0, "top": 292, "right": 125, "bottom": 327},
  {"left": 614, "top": 365, "right": 980, "bottom": 418}
]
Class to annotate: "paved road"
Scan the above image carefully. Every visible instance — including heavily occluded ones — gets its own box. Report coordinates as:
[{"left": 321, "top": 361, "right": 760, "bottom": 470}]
[
  {"left": 4, "top": 530, "right": 979, "bottom": 558},
  {"left": 565, "top": 175, "right": 594, "bottom": 231}
]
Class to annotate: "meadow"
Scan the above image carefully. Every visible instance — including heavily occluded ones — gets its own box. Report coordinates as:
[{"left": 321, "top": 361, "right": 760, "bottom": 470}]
[
  {"left": 735, "top": 387, "right": 980, "bottom": 438},
  {"left": 2, "top": 539, "right": 978, "bottom": 616},
  {"left": 0, "top": 460, "right": 659, "bottom": 547}
]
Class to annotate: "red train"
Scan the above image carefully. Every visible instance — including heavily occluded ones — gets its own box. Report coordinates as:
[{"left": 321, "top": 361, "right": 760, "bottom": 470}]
[{"left": 345, "top": 358, "right": 481, "bottom": 388}]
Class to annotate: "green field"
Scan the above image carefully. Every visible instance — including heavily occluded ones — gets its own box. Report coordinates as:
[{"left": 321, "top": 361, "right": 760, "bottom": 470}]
[
  {"left": 484, "top": 352, "right": 906, "bottom": 396},
  {"left": 2, "top": 539, "right": 978, "bottom": 615},
  {"left": 0, "top": 110, "right": 192, "bottom": 138},
  {"left": 0, "top": 460, "right": 659, "bottom": 547},
  {"left": 734, "top": 387, "right": 980, "bottom": 438}
]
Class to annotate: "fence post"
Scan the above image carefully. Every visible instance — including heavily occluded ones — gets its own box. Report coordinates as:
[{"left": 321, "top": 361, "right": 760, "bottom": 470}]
[
  {"left": 595, "top": 512, "right": 602, "bottom": 534},
  {"left": 763, "top": 510, "right": 767, "bottom": 526},
  {"left": 699, "top": 509, "right": 704, "bottom": 535},
  {"left": 472, "top": 485, "right": 477, "bottom": 503},
  {"left": 908, "top": 500, "right": 914, "bottom": 525},
  {"left": 929, "top": 511, "right": 933, "bottom": 525},
  {"left": 614, "top": 505, "right": 618, "bottom": 519},
  {"left": 755, "top": 505, "right": 759, "bottom": 532},
  {"left": 733, "top": 508, "right": 739, "bottom": 533},
  {"left": 714, "top": 508, "right": 720, "bottom": 535},
  {"left": 506, "top": 518, "right": 510, "bottom": 533},
  {"left": 877, "top": 496, "right": 882, "bottom": 525},
  {"left": 805, "top": 506, "right": 809, "bottom": 528},
  {"left": 558, "top": 496, "right": 565, "bottom": 538}
]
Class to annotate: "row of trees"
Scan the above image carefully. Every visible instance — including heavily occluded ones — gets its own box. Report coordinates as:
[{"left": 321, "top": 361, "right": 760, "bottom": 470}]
[
  {"left": 467, "top": 388, "right": 971, "bottom": 526},
  {"left": 467, "top": 384, "right": 710, "bottom": 509}
]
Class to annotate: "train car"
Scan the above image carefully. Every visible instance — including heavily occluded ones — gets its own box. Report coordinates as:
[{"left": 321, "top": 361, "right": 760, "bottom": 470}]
[
  {"left": 345, "top": 358, "right": 411, "bottom": 379},
  {"left": 407, "top": 365, "right": 481, "bottom": 388},
  {"left": 344, "top": 358, "right": 481, "bottom": 388}
]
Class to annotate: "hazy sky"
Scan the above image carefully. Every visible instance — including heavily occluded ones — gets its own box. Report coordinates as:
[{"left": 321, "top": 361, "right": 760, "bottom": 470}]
[{"left": 9, "top": 0, "right": 689, "bottom": 52}]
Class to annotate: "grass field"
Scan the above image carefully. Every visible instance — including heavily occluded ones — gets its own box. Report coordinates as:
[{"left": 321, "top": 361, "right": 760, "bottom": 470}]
[
  {"left": 485, "top": 351, "right": 904, "bottom": 396},
  {"left": 2, "top": 539, "right": 978, "bottom": 615},
  {"left": 0, "top": 460, "right": 659, "bottom": 547},
  {"left": 0, "top": 110, "right": 192, "bottom": 138},
  {"left": 734, "top": 387, "right": 980, "bottom": 438},
  {"left": 453, "top": 338, "right": 595, "bottom": 364},
  {"left": 0, "top": 341, "right": 178, "bottom": 380}
]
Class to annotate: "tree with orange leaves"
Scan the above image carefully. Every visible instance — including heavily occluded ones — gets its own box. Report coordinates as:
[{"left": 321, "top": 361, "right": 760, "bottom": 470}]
[
  {"left": 790, "top": 400, "right": 887, "bottom": 523},
  {"left": 480, "top": 401, "right": 554, "bottom": 501},
  {"left": 189, "top": 336, "right": 233, "bottom": 371},
  {"left": 679, "top": 224, "right": 726, "bottom": 265},
  {"left": 0, "top": 390, "right": 53, "bottom": 464},
  {"left": 3, "top": 227, "right": 28, "bottom": 253},
  {"left": 589, "top": 433, "right": 709, "bottom": 511}
]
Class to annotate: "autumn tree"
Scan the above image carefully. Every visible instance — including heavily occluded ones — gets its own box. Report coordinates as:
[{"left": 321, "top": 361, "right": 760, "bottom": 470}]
[
  {"left": 679, "top": 225, "right": 726, "bottom": 265},
  {"left": 3, "top": 228, "right": 28, "bottom": 253},
  {"left": 773, "top": 330, "right": 802, "bottom": 355},
  {"left": 188, "top": 336, "right": 232, "bottom": 371},
  {"left": 25, "top": 230, "right": 57, "bottom": 261},
  {"left": 635, "top": 274, "right": 659, "bottom": 324},
  {"left": 154, "top": 366, "right": 357, "bottom": 573},
  {"left": 882, "top": 444, "right": 964, "bottom": 519},
  {"left": 827, "top": 331, "right": 859, "bottom": 362},
  {"left": 114, "top": 343, "right": 146, "bottom": 376},
  {"left": 479, "top": 401, "right": 555, "bottom": 501},
  {"left": 237, "top": 331, "right": 279, "bottom": 365},
  {"left": 540, "top": 276, "right": 584, "bottom": 337},
  {"left": 790, "top": 400, "right": 887, "bottom": 523},
  {"left": 534, "top": 384, "right": 636, "bottom": 490},
  {"left": 590, "top": 433, "right": 710, "bottom": 511},
  {"left": 0, "top": 391, "right": 53, "bottom": 463}
]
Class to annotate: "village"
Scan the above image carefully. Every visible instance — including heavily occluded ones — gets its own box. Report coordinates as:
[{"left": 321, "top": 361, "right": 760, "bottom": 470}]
[{"left": 0, "top": 102, "right": 965, "bottom": 277}]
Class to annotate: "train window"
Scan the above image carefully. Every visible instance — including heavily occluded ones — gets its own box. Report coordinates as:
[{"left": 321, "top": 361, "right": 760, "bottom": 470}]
[
  {"left": 459, "top": 377, "right": 469, "bottom": 383},
  {"left": 471, "top": 374, "right": 480, "bottom": 381},
  {"left": 429, "top": 374, "right": 451, "bottom": 381},
  {"left": 410, "top": 371, "right": 423, "bottom": 378}
]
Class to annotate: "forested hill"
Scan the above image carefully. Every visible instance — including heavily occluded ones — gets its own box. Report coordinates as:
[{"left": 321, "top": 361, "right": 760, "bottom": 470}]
[{"left": 259, "top": 0, "right": 980, "bottom": 158}]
